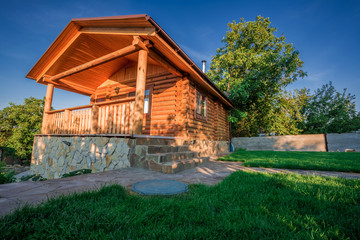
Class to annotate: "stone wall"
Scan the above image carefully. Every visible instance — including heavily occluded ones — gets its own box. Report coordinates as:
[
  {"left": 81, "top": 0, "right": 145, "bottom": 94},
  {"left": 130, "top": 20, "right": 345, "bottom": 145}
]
[
  {"left": 31, "top": 135, "right": 230, "bottom": 179},
  {"left": 232, "top": 134, "right": 326, "bottom": 152},
  {"left": 31, "top": 136, "right": 135, "bottom": 179},
  {"left": 327, "top": 133, "right": 360, "bottom": 152},
  {"left": 189, "top": 140, "right": 229, "bottom": 156}
]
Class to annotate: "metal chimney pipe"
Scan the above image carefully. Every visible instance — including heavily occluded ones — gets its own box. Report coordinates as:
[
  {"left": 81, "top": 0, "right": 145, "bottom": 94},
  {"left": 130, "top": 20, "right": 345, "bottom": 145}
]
[{"left": 202, "top": 60, "right": 206, "bottom": 73}]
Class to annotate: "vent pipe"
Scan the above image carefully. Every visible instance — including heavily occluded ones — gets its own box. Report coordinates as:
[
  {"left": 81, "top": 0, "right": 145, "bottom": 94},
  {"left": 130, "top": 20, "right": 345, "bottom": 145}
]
[{"left": 202, "top": 60, "right": 206, "bottom": 73}]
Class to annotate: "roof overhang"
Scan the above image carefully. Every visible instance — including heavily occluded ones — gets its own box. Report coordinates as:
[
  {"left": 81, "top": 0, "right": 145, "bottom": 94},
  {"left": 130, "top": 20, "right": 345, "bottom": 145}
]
[{"left": 26, "top": 14, "right": 235, "bottom": 108}]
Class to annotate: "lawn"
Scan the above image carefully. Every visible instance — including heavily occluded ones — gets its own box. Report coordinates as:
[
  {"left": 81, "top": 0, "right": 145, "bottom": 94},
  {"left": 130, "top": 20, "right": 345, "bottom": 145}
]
[
  {"left": 218, "top": 150, "right": 360, "bottom": 173},
  {"left": 1, "top": 171, "right": 359, "bottom": 239}
]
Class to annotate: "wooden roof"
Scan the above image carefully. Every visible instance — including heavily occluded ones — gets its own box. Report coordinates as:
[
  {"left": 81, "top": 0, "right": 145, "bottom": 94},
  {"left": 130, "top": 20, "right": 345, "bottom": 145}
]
[{"left": 26, "top": 14, "right": 234, "bottom": 108}]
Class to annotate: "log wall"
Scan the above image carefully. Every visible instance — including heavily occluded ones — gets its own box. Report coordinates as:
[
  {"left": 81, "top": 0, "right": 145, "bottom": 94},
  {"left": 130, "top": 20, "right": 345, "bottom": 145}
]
[
  {"left": 93, "top": 64, "right": 180, "bottom": 136},
  {"left": 91, "top": 63, "right": 230, "bottom": 140},
  {"left": 184, "top": 78, "right": 230, "bottom": 141}
]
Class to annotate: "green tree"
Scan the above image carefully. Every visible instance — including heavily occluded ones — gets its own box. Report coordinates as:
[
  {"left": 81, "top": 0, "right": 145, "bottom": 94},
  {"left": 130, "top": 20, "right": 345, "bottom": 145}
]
[
  {"left": 302, "top": 81, "right": 360, "bottom": 133},
  {"left": 269, "top": 88, "right": 310, "bottom": 135},
  {"left": 208, "top": 16, "right": 306, "bottom": 136},
  {"left": 0, "top": 97, "right": 44, "bottom": 160}
]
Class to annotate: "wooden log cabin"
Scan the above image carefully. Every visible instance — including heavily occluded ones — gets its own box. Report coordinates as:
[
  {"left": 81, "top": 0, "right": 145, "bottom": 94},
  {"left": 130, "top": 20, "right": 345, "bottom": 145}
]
[{"left": 27, "top": 15, "right": 235, "bottom": 178}]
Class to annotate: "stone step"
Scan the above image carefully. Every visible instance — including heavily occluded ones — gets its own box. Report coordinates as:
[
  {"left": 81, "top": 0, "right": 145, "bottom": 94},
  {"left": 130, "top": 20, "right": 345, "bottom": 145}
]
[
  {"left": 136, "top": 138, "right": 188, "bottom": 146},
  {"left": 149, "top": 157, "right": 210, "bottom": 174},
  {"left": 146, "top": 151, "right": 200, "bottom": 163},
  {"left": 147, "top": 145, "right": 190, "bottom": 154}
]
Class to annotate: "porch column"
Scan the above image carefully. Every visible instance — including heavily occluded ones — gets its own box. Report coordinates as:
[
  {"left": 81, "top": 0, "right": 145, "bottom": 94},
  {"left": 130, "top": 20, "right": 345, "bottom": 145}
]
[
  {"left": 133, "top": 49, "right": 148, "bottom": 135},
  {"left": 41, "top": 83, "right": 54, "bottom": 134}
]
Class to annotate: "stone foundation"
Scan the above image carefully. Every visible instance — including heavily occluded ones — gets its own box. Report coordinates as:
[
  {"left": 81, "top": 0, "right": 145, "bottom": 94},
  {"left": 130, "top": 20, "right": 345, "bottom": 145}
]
[
  {"left": 188, "top": 140, "right": 229, "bottom": 156},
  {"left": 31, "top": 135, "right": 230, "bottom": 179},
  {"left": 31, "top": 136, "right": 135, "bottom": 179}
]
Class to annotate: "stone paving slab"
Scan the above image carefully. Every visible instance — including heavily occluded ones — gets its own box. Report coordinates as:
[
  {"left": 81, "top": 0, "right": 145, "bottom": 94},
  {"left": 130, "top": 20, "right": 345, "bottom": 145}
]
[{"left": 1, "top": 160, "right": 360, "bottom": 216}]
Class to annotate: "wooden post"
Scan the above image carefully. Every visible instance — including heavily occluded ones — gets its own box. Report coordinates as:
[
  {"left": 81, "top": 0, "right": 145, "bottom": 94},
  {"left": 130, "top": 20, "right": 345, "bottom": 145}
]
[
  {"left": 64, "top": 109, "right": 71, "bottom": 134},
  {"left": 133, "top": 49, "right": 148, "bottom": 135},
  {"left": 91, "top": 105, "right": 99, "bottom": 134},
  {"left": 41, "top": 83, "right": 54, "bottom": 134}
]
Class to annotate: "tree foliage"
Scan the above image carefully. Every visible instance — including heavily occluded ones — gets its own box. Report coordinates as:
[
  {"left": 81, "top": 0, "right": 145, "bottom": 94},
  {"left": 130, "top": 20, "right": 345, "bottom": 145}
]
[
  {"left": 0, "top": 97, "right": 44, "bottom": 160},
  {"left": 208, "top": 16, "right": 306, "bottom": 136},
  {"left": 301, "top": 82, "right": 360, "bottom": 133},
  {"left": 269, "top": 88, "right": 310, "bottom": 135}
]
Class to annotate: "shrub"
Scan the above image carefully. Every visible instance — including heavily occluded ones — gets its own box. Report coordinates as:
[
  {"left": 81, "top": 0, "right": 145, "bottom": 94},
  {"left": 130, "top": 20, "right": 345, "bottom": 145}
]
[
  {"left": 0, "top": 161, "right": 15, "bottom": 184},
  {"left": 61, "top": 169, "right": 92, "bottom": 178}
]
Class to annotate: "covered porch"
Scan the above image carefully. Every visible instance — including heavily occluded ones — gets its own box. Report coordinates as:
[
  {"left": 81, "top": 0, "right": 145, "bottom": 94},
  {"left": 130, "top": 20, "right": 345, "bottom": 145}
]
[{"left": 38, "top": 33, "right": 181, "bottom": 136}]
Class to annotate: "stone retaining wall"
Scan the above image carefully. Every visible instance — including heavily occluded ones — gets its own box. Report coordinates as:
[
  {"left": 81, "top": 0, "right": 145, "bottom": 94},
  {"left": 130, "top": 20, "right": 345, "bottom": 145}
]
[
  {"left": 31, "top": 136, "right": 135, "bottom": 179},
  {"left": 189, "top": 140, "right": 229, "bottom": 156},
  {"left": 327, "top": 133, "right": 360, "bottom": 152},
  {"left": 232, "top": 134, "right": 326, "bottom": 152}
]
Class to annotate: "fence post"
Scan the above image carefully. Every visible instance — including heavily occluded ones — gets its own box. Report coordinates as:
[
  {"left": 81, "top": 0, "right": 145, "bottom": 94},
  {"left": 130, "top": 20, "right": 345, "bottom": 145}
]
[
  {"left": 64, "top": 109, "right": 71, "bottom": 134},
  {"left": 91, "top": 105, "right": 99, "bottom": 134}
]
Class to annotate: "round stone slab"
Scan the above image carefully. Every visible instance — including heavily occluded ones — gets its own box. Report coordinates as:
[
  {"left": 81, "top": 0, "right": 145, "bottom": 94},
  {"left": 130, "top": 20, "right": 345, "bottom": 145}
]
[{"left": 131, "top": 179, "right": 188, "bottom": 195}]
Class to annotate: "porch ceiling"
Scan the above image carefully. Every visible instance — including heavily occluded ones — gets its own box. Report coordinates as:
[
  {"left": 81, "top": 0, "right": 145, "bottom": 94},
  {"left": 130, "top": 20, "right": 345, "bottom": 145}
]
[{"left": 38, "top": 33, "right": 160, "bottom": 95}]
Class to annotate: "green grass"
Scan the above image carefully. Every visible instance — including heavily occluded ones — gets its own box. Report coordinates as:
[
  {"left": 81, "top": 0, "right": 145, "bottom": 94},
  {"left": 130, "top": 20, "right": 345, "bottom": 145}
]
[
  {"left": 1, "top": 172, "right": 360, "bottom": 239},
  {"left": 219, "top": 150, "right": 360, "bottom": 172}
]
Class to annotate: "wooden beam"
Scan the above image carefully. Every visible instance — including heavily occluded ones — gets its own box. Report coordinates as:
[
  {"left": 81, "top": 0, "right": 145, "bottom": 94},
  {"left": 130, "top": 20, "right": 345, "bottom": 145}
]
[
  {"left": 60, "top": 82, "right": 94, "bottom": 95},
  {"left": 148, "top": 49, "right": 182, "bottom": 77},
  {"left": 132, "top": 36, "right": 152, "bottom": 51},
  {"left": 42, "top": 75, "right": 95, "bottom": 95},
  {"left": 48, "top": 42, "right": 141, "bottom": 82},
  {"left": 133, "top": 50, "right": 148, "bottom": 135},
  {"left": 41, "top": 83, "right": 54, "bottom": 134},
  {"left": 80, "top": 27, "right": 156, "bottom": 36}
]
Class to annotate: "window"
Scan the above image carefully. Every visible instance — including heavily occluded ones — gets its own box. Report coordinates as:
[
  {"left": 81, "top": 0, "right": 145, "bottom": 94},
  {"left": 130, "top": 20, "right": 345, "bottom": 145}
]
[
  {"left": 129, "top": 89, "right": 151, "bottom": 114},
  {"left": 144, "top": 89, "right": 150, "bottom": 114},
  {"left": 196, "top": 90, "right": 207, "bottom": 120}
]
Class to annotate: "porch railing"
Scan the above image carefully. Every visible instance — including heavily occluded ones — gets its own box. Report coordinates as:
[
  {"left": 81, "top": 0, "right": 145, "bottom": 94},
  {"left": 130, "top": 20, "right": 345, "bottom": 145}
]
[{"left": 44, "top": 98, "right": 135, "bottom": 135}]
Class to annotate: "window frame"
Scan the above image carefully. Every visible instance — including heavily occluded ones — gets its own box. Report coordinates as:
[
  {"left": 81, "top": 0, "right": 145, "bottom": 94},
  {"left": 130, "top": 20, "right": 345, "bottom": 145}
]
[{"left": 195, "top": 89, "right": 207, "bottom": 121}]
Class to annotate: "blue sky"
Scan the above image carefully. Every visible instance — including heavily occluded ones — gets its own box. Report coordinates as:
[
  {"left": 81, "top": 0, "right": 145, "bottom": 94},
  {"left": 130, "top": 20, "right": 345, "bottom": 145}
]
[{"left": 0, "top": 0, "right": 359, "bottom": 110}]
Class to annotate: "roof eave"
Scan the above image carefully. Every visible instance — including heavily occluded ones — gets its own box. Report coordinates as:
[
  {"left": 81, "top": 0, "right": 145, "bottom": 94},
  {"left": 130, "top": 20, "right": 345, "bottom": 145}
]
[{"left": 146, "top": 16, "right": 235, "bottom": 108}]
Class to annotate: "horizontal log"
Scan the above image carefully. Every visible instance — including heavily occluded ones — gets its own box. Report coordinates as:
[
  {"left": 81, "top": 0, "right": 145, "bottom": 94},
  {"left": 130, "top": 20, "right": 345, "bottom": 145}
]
[
  {"left": 96, "top": 84, "right": 136, "bottom": 91},
  {"left": 154, "top": 82, "right": 177, "bottom": 89},
  {"left": 151, "top": 109, "right": 176, "bottom": 115},
  {"left": 152, "top": 106, "right": 176, "bottom": 111},
  {"left": 152, "top": 92, "right": 176, "bottom": 99},
  {"left": 142, "top": 129, "right": 175, "bottom": 134},
  {"left": 149, "top": 78, "right": 177, "bottom": 86},
  {"left": 152, "top": 99, "right": 176, "bottom": 105},
  {"left": 47, "top": 97, "right": 135, "bottom": 114},
  {"left": 152, "top": 96, "right": 176, "bottom": 102},
  {"left": 147, "top": 72, "right": 173, "bottom": 80}
]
